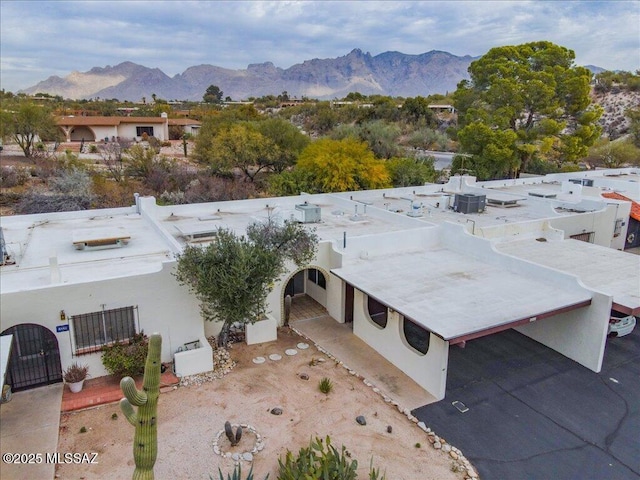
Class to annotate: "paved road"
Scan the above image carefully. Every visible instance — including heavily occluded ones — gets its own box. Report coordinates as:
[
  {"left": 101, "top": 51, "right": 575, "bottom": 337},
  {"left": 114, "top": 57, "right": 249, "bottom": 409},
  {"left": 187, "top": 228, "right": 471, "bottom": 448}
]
[{"left": 413, "top": 328, "right": 640, "bottom": 480}]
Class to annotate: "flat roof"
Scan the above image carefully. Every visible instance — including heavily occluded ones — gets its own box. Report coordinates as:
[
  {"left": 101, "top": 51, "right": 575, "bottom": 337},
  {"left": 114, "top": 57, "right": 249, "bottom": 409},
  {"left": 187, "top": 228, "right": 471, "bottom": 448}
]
[
  {"left": 0, "top": 210, "right": 173, "bottom": 293},
  {"left": 331, "top": 245, "right": 592, "bottom": 342},
  {"left": 494, "top": 238, "right": 640, "bottom": 315}
]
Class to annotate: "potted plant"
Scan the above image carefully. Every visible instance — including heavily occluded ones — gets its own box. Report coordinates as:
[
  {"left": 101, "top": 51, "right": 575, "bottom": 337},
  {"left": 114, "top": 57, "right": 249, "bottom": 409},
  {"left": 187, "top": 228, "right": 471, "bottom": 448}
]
[{"left": 63, "top": 362, "right": 89, "bottom": 393}]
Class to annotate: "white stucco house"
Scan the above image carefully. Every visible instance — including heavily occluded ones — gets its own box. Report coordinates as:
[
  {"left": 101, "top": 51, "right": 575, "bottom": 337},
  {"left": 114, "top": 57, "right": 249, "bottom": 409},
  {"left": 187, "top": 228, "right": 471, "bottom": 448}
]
[
  {"left": 1, "top": 168, "right": 638, "bottom": 402},
  {"left": 56, "top": 114, "right": 201, "bottom": 142}
]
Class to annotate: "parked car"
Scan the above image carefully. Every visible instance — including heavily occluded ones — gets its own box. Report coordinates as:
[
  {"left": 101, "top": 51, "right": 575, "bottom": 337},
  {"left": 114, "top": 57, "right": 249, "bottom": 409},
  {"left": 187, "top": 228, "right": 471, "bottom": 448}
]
[{"left": 608, "top": 311, "right": 637, "bottom": 338}]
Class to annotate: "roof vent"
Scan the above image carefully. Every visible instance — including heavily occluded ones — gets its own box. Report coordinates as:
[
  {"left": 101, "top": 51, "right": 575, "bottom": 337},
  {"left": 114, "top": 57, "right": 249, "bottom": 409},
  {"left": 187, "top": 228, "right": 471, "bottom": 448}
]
[{"left": 72, "top": 227, "right": 131, "bottom": 250}]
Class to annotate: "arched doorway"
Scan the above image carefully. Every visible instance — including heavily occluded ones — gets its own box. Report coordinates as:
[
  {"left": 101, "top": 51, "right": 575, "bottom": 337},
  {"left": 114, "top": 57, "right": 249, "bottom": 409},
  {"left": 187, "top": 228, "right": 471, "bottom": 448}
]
[
  {"left": 69, "top": 126, "right": 96, "bottom": 142},
  {"left": 1, "top": 324, "right": 62, "bottom": 392},
  {"left": 282, "top": 267, "right": 329, "bottom": 323}
]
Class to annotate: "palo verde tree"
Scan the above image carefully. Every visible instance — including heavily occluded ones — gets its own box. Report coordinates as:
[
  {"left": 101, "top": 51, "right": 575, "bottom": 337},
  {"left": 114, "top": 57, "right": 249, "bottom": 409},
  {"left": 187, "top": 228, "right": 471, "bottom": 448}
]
[
  {"left": 453, "top": 41, "right": 602, "bottom": 178},
  {"left": 175, "top": 218, "right": 318, "bottom": 347},
  {"left": 295, "top": 138, "right": 391, "bottom": 192},
  {"left": 1, "top": 101, "right": 61, "bottom": 157}
]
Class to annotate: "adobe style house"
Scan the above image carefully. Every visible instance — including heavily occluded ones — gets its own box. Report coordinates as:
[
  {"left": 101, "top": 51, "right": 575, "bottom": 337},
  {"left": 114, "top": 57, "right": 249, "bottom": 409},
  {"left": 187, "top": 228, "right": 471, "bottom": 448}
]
[
  {"left": 1, "top": 169, "right": 638, "bottom": 403},
  {"left": 56, "top": 114, "right": 201, "bottom": 142}
]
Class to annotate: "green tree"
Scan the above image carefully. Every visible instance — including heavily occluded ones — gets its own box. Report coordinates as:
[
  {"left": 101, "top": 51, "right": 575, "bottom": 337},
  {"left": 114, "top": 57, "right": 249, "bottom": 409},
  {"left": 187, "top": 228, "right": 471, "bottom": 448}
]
[
  {"left": 206, "top": 123, "right": 276, "bottom": 181},
  {"left": 589, "top": 138, "right": 640, "bottom": 167},
  {"left": 453, "top": 41, "right": 602, "bottom": 178},
  {"left": 175, "top": 218, "right": 317, "bottom": 346},
  {"left": 401, "top": 96, "right": 436, "bottom": 126},
  {"left": 253, "top": 118, "right": 310, "bottom": 172},
  {"left": 387, "top": 157, "right": 437, "bottom": 187},
  {"left": 203, "top": 84, "right": 223, "bottom": 104},
  {"left": 296, "top": 138, "right": 391, "bottom": 192},
  {"left": 1, "top": 102, "right": 61, "bottom": 157}
]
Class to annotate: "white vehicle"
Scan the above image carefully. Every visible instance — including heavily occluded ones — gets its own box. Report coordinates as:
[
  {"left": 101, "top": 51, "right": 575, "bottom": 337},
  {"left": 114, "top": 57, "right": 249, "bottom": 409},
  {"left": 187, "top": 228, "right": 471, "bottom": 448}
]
[{"left": 608, "top": 311, "right": 637, "bottom": 338}]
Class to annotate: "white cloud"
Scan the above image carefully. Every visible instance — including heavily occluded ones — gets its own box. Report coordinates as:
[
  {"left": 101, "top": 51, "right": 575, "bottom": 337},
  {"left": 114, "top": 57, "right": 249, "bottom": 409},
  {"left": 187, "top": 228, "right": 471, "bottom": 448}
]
[{"left": 0, "top": 0, "right": 638, "bottom": 92}]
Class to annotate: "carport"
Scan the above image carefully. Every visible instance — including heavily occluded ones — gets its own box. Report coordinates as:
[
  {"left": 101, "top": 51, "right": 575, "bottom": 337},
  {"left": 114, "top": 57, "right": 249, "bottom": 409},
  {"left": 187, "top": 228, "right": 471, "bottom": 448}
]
[{"left": 331, "top": 234, "right": 603, "bottom": 401}]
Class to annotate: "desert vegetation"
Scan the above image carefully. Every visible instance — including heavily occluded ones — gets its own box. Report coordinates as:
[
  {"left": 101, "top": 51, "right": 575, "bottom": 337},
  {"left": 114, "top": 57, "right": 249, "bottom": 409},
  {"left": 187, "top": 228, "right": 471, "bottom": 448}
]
[{"left": 1, "top": 42, "right": 639, "bottom": 215}]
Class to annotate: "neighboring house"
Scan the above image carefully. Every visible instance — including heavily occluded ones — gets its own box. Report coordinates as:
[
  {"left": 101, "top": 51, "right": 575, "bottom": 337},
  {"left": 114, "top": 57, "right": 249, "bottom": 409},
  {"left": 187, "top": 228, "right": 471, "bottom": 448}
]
[
  {"left": 602, "top": 191, "right": 640, "bottom": 249},
  {"left": 1, "top": 169, "right": 638, "bottom": 402},
  {"left": 56, "top": 114, "right": 201, "bottom": 142}
]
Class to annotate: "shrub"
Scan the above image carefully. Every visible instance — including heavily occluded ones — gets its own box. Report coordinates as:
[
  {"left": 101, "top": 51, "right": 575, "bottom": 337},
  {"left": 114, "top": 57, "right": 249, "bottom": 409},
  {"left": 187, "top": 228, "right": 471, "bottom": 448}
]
[
  {"left": 0, "top": 166, "right": 31, "bottom": 188},
  {"left": 278, "top": 437, "right": 386, "bottom": 480},
  {"left": 278, "top": 436, "right": 357, "bottom": 480},
  {"left": 101, "top": 332, "right": 148, "bottom": 377},
  {"left": 213, "top": 464, "right": 266, "bottom": 480},
  {"left": 318, "top": 377, "right": 333, "bottom": 394}
]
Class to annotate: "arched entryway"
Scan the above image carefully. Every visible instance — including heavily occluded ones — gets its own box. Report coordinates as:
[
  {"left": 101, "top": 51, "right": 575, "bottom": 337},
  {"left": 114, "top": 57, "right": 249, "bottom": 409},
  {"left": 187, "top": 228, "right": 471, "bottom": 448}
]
[
  {"left": 1, "top": 324, "right": 62, "bottom": 392},
  {"left": 69, "top": 126, "right": 96, "bottom": 142},
  {"left": 282, "top": 267, "right": 329, "bottom": 323}
]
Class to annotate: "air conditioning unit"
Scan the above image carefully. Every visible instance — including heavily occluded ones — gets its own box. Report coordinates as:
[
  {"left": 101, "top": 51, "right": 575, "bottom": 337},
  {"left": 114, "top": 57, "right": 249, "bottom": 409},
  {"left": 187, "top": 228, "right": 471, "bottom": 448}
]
[
  {"left": 453, "top": 194, "right": 486, "bottom": 214},
  {"left": 295, "top": 203, "right": 321, "bottom": 223}
]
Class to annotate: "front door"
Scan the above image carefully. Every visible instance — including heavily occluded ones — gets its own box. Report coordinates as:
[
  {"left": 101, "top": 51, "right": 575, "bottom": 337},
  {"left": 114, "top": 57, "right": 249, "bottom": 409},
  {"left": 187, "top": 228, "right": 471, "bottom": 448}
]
[{"left": 2, "top": 324, "right": 62, "bottom": 392}]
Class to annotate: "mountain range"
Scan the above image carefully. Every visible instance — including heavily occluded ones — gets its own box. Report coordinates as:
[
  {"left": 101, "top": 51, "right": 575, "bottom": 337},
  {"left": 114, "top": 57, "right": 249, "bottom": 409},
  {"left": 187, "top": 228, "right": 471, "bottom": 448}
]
[{"left": 21, "top": 49, "right": 478, "bottom": 101}]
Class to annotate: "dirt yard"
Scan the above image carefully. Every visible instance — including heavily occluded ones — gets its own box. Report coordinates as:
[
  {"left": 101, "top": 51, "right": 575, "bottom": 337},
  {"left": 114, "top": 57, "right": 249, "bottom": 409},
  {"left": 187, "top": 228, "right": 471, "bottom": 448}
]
[{"left": 56, "top": 330, "right": 470, "bottom": 479}]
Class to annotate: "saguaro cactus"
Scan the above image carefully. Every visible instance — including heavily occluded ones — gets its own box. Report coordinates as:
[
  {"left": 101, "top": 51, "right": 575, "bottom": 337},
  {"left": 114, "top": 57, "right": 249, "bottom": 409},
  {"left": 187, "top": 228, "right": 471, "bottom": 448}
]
[{"left": 120, "top": 333, "right": 162, "bottom": 480}]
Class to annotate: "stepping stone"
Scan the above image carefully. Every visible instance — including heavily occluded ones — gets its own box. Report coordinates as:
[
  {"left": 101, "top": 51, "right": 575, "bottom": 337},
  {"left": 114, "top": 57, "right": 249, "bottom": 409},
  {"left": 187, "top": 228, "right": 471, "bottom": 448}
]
[
  {"left": 297, "top": 342, "right": 309, "bottom": 349},
  {"left": 285, "top": 349, "right": 298, "bottom": 356},
  {"left": 269, "top": 354, "right": 282, "bottom": 361},
  {"left": 252, "top": 357, "right": 266, "bottom": 364}
]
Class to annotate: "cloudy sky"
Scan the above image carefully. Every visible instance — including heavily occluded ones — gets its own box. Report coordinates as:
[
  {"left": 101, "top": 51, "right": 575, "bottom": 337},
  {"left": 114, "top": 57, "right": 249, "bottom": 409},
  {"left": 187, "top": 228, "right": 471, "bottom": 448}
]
[{"left": 1, "top": 0, "right": 638, "bottom": 92}]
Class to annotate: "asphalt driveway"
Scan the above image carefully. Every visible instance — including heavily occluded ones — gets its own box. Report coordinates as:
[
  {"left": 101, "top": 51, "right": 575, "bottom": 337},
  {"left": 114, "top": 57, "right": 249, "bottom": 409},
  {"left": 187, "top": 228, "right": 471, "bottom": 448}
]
[{"left": 413, "top": 327, "right": 640, "bottom": 480}]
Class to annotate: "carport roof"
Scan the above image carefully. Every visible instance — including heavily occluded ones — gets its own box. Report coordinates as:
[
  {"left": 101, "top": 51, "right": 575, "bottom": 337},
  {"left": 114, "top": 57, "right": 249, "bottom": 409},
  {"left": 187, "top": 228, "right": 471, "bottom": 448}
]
[
  {"left": 331, "top": 246, "right": 592, "bottom": 343},
  {"left": 494, "top": 237, "right": 640, "bottom": 315}
]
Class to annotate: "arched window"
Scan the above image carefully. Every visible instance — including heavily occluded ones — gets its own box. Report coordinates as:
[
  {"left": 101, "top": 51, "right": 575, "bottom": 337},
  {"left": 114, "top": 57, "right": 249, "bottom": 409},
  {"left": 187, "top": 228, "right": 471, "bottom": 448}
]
[
  {"left": 402, "top": 317, "right": 430, "bottom": 355},
  {"left": 367, "top": 295, "right": 388, "bottom": 328}
]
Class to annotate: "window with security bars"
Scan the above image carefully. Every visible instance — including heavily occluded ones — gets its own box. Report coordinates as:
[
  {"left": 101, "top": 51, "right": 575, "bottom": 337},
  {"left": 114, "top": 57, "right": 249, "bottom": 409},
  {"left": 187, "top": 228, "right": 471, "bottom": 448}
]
[
  {"left": 136, "top": 126, "right": 154, "bottom": 137},
  {"left": 71, "top": 306, "right": 138, "bottom": 354}
]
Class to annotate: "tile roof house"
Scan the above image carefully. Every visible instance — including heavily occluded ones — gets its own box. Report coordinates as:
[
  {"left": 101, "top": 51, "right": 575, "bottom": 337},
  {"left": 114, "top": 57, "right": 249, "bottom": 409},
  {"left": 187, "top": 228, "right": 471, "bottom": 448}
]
[{"left": 56, "top": 114, "right": 201, "bottom": 142}]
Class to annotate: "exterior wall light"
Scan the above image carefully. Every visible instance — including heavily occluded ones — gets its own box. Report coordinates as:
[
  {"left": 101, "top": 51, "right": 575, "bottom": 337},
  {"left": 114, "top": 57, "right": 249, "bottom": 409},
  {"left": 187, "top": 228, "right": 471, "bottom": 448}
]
[{"left": 60, "top": 310, "right": 66, "bottom": 321}]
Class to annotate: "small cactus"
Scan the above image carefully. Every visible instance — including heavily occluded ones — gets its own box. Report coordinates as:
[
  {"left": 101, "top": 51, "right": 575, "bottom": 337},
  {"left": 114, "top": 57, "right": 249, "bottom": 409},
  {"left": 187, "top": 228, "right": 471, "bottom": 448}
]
[{"left": 224, "top": 421, "right": 242, "bottom": 446}]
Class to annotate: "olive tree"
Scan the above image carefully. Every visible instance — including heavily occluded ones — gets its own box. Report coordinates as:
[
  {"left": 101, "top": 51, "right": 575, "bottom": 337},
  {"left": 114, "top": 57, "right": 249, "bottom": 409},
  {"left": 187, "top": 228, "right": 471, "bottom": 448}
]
[{"left": 175, "top": 218, "right": 318, "bottom": 347}]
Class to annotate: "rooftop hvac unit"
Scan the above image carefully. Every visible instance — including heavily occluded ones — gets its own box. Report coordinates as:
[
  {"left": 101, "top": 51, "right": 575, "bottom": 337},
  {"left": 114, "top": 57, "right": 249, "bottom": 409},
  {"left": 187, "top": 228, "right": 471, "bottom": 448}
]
[
  {"left": 295, "top": 203, "right": 321, "bottom": 223},
  {"left": 453, "top": 193, "right": 486, "bottom": 214}
]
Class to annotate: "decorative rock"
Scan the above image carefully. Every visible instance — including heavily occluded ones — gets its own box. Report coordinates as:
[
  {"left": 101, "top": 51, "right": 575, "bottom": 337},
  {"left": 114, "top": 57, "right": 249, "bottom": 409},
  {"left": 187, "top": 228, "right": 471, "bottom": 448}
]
[
  {"left": 467, "top": 468, "right": 478, "bottom": 478},
  {"left": 297, "top": 342, "right": 309, "bottom": 349},
  {"left": 417, "top": 421, "right": 427, "bottom": 431},
  {"left": 349, "top": 370, "right": 357, "bottom": 375},
  {"left": 450, "top": 451, "right": 459, "bottom": 460},
  {"left": 433, "top": 441, "right": 442, "bottom": 449},
  {"left": 242, "top": 452, "right": 253, "bottom": 462},
  {"left": 268, "top": 354, "right": 282, "bottom": 361},
  {"left": 316, "top": 357, "right": 326, "bottom": 363},
  {"left": 442, "top": 444, "right": 452, "bottom": 453},
  {"left": 232, "top": 453, "right": 240, "bottom": 461},
  {"left": 252, "top": 357, "right": 266, "bottom": 364},
  {"left": 356, "top": 415, "right": 367, "bottom": 426},
  {"left": 299, "top": 373, "right": 309, "bottom": 380},
  {"left": 213, "top": 446, "right": 220, "bottom": 454},
  {"left": 285, "top": 349, "right": 298, "bottom": 356},
  {"left": 270, "top": 407, "right": 283, "bottom": 415},
  {"left": 387, "top": 425, "right": 392, "bottom": 433}
]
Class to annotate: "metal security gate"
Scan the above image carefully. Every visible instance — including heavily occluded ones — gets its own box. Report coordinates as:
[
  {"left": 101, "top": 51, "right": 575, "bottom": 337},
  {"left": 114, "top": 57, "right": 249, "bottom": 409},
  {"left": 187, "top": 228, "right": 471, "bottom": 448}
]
[{"left": 1, "top": 324, "right": 62, "bottom": 392}]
